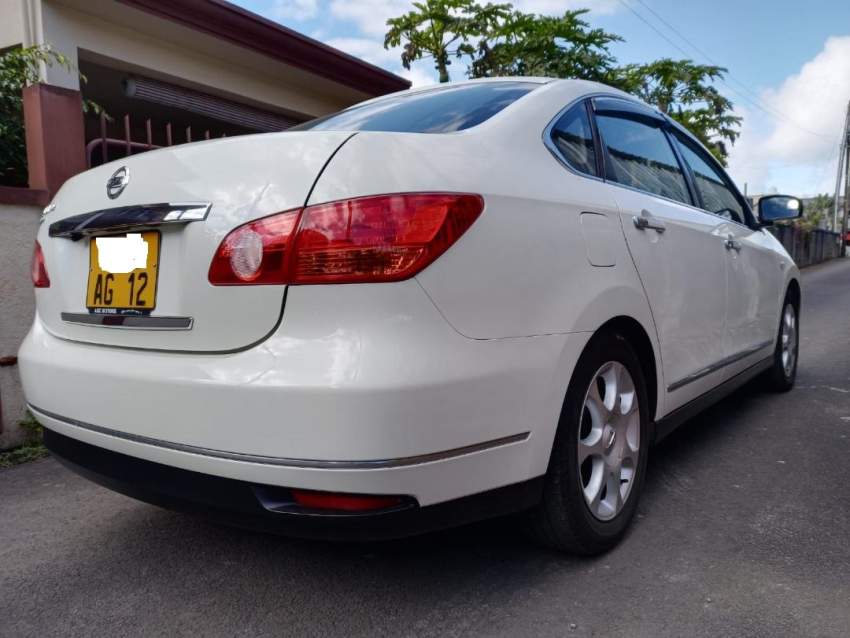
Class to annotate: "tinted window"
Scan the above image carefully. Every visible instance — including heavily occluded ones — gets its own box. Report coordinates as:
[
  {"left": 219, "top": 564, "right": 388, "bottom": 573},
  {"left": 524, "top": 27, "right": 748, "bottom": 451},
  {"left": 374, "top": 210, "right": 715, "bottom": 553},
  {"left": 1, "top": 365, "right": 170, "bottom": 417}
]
[
  {"left": 674, "top": 133, "right": 746, "bottom": 224},
  {"left": 595, "top": 115, "right": 691, "bottom": 205},
  {"left": 550, "top": 103, "right": 597, "bottom": 176},
  {"left": 292, "top": 82, "right": 537, "bottom": 134}
]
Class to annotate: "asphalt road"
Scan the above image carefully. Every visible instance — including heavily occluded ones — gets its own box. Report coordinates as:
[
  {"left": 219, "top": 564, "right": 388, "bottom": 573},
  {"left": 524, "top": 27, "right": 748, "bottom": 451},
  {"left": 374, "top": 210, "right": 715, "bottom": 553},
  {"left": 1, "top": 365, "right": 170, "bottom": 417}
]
[{"left": 3, "top": 259, "right": 850, "bottom": 638}]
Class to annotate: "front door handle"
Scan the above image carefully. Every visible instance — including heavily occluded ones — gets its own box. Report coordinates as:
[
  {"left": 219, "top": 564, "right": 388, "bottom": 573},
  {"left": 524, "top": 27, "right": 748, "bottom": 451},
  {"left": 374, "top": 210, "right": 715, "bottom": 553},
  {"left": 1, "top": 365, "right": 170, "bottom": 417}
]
[
  {"left": 724, "top": 236, "right": 743, "bottom": 252},
  {"left": 632, "top": 210, "right": 666, "bottom": 233}
]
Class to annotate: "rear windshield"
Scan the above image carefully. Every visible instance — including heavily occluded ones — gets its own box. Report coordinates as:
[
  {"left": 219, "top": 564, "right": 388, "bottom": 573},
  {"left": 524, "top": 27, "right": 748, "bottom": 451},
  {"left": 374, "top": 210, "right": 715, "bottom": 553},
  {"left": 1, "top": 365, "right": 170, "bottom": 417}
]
[{"left": 291, "top": 82, "right": 538, "bottom": 134}]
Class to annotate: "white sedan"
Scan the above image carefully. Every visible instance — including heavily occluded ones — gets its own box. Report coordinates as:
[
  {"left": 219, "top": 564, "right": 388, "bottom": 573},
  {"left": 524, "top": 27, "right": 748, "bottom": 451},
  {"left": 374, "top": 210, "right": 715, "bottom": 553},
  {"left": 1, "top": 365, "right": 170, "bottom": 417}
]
[{"left": 20, "top": 78, "right": 802, "bottom": 554}]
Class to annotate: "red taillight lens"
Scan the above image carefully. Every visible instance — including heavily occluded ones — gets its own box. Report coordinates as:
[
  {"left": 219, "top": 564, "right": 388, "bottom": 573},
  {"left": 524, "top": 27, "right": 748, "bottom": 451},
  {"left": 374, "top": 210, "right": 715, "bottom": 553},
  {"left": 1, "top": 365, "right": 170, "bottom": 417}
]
[
  {"left": 290, "top": 193, "right": 484, "bottom": 284},
  {"left": 208, "top": 193, "right": 483, "bottom": 285},
  {"left": 31, "top": 240, "right": 50, "bottom": 288},
  {"left": 291, "top": 489, "right": 403, "bottom": 512},
  {"left": 208, "top": 209, "right": 300, "bottom": 284}
]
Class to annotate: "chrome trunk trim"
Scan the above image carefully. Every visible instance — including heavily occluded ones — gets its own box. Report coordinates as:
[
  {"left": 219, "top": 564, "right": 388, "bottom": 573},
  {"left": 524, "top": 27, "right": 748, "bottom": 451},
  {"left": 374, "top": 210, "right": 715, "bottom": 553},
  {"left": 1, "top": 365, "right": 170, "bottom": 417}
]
[
  {"left": 60, "top": 313, "right": 193, "bottom": 330},
  {"left": 48, "top": 202, "right": 211, "bottom": 239}
]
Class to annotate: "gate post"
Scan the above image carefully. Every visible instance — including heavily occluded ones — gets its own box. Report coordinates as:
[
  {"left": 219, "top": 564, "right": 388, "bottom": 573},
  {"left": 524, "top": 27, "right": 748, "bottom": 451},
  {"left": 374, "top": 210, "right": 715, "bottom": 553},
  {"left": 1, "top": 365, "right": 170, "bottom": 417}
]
[{"left": 23, "top": 83, "right": 87, "bottom": 198}]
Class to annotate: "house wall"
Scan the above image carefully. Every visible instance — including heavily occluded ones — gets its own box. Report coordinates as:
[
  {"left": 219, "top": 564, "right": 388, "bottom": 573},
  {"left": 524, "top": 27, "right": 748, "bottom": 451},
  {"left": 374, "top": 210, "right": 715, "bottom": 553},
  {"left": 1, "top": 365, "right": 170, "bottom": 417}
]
[
  {"left": 0, "top": 203, "right": 40, "bottom": 449},
  {"left": 41, "top": 0, "right": 370, "bottom": 117},
  {"left": 0, "top": 0, "right": 27, "bottom": 49}
]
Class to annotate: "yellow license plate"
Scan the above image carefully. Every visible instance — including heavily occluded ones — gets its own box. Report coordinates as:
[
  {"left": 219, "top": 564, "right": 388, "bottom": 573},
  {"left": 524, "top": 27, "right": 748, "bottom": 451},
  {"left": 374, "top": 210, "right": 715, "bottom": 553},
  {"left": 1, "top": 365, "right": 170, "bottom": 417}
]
[{"left": 86, "top": 231, "right": 160, "bottom": 312}]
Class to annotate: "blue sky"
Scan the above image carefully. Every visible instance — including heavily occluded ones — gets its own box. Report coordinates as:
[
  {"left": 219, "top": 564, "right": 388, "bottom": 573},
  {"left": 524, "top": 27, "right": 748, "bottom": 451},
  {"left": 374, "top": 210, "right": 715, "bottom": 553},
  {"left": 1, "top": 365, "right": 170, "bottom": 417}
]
[{"left": 234, "top": 0, "right": 850, "bottom": 197}]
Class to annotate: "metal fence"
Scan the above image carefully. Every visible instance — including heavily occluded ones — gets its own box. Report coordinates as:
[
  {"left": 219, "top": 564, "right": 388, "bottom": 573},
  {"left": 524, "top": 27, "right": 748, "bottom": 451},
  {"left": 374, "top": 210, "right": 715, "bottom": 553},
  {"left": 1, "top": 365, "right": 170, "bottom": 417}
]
[
  {"left": 767, "top": 224, "right": 842, "bottom": 267},
  {"left": 87, "top": 112, "right": 228, "bottom": 168}
]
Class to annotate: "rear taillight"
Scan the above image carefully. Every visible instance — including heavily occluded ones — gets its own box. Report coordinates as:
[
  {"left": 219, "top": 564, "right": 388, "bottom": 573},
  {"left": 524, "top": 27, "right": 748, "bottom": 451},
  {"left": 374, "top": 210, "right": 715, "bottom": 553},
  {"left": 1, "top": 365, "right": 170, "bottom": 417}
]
[
  {"left": 31, "top": 240, "right": 50, "bottom": 288},
  {"left": 208, "top": 210, "right": 300, "bottom": 285},
  {"left": 291, "top": 193, "right": 484, "bottom": 284},
  {"left": 208, "top": 193, "right": 483, "bottom": 285}
]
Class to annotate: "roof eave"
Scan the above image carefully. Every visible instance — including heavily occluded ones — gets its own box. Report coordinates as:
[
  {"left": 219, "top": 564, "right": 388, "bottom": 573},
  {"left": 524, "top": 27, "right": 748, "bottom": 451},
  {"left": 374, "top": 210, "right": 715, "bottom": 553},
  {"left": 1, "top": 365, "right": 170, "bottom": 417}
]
[{"left": 116, "top": 0, "right": 411, "bottom": 96}]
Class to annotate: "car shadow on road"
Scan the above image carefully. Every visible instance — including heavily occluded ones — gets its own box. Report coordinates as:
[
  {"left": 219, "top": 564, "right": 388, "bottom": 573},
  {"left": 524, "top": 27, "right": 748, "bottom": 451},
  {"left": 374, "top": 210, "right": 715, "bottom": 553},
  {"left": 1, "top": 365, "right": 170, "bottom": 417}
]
[
  {"left": 643, "top": 379, "right": 768, "bottom": 486},
  {"left": 97, "top": 379, "right": 769, "bottom": 562},
  {"left": 25, "top": 378, "right": 781, "bottom": 635}
]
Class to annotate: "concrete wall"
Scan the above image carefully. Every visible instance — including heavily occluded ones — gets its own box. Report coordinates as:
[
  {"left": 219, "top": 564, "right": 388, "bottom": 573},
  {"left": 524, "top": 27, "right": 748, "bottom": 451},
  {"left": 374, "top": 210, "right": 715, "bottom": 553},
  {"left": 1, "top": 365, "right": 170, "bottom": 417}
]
[
  {"left": 5, "top": 0, "right": 372, "bottom": 117},
  {"left": 767, "top": 226, "right": 843, "bottom": 268},
  {"left": 42, "top": 0, "right": 371, "bottom": 116},
  {"left": 0, "top": 0, "right": 27, "bottom": 49},
  {"left": 0, "top": 203, "right": 40, "bottom": 449}
]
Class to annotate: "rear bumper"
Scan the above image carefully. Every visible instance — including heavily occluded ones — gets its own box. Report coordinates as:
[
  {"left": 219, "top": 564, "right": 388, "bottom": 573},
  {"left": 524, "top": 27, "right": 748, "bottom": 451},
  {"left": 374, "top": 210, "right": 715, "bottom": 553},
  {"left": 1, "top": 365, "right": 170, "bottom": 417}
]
[
  {"left": 30, "top": 401, "right": 539, "bottom": 511},
  {"left": 45, "top": 428, "right": 544, "bottom": 541},
  {"left": 20, "top": 282, "right": 590, "bottom": 505}
]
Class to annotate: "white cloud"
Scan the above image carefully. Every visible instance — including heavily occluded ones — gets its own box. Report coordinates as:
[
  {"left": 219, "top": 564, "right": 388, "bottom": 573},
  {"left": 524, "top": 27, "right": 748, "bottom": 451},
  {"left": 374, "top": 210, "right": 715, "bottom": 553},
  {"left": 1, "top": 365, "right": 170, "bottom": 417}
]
[
  {"left": 271, "top": 0, "right": 318, "bottom": 21},
  {"left": 726, "top": 35, "right": 850, "bottom": 197},
  {"left": 325, "top": 36, "right": 396, "bottom": 65},
  {"left": 326, "top": 36, "right": 437, "bottom": 87},
  {"left": 329, "top": 0, "right": 411, "bottom": 37},
  {"left": 397, "top": 65, "right": 437, "bottom": 88},
  {"left": 328, "top": 0, "right": 620, "bottom": 38},
  {"left": 513, "top": 0, "right": 620, "bottom": 15}
]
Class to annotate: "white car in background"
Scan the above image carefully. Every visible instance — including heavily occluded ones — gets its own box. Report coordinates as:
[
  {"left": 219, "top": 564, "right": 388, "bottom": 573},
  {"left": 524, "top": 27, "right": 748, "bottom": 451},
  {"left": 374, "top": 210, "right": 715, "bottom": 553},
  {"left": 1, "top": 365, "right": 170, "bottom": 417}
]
[{"left": 20, "top": 78, "right": 802, "bottom": 554}]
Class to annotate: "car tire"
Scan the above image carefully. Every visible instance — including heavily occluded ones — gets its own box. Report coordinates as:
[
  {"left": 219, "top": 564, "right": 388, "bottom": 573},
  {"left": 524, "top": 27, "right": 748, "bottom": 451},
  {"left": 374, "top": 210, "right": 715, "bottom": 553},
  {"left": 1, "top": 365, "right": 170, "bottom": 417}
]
[
  {"left": 764, "top": 296, "right": 799, "bottom": 393},
  {"left": 526, "top": 330, "right": 650, "bottom": 555}
]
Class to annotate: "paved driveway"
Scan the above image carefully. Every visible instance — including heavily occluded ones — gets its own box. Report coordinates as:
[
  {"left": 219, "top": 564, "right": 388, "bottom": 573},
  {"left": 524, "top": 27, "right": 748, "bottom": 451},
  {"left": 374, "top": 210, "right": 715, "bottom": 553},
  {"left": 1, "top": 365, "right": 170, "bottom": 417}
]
[{"left": 3, "top": 259, "right": 850, "bottom": 638}]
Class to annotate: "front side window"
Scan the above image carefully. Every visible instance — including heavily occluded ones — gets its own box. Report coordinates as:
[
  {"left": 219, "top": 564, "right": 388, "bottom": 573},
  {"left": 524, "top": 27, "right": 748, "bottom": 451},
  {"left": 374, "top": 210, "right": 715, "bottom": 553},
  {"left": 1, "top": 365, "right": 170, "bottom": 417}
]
[
  {"left": 291, "top": 82, "right": 537, "bottom": 134},
  {"left": 550, "top": 103, "right": 597, "bottom": 176},
  {"left": 595, "top": 114, "right": 691, "bottom": 205},
  {"left": 673, "top": 133, "right": 746, "bottom": 224}
]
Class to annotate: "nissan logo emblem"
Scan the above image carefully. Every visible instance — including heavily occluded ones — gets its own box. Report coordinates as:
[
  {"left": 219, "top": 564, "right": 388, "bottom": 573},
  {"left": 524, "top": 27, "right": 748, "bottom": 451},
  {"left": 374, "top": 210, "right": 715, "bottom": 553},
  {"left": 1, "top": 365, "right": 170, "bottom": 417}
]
[{"left": 106, "top": 166, "right": 130, "bottom": 199}]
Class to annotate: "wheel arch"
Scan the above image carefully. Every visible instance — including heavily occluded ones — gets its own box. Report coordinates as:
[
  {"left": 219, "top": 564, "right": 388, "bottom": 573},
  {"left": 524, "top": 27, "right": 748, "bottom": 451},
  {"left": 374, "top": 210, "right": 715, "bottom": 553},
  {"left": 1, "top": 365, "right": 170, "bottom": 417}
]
[
  {"left": 786, "top": 278, "right": 801, "bottom": 312},
  {"left": 596, "top": 316, "right": 659, "bottom": 429}
]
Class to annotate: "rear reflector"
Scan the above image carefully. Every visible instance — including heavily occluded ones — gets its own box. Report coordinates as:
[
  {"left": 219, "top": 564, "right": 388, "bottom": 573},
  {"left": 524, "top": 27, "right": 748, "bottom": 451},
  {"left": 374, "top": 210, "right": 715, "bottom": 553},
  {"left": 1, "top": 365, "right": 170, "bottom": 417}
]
[
  {"left": 209, "top": 193, "right": 483, "bottom": 285},
  {"left": 31, "top": 240, "right": 50, "bottom": 288},
  {"left": 291, "top": 489, "right": 403, "bottom": 512}
]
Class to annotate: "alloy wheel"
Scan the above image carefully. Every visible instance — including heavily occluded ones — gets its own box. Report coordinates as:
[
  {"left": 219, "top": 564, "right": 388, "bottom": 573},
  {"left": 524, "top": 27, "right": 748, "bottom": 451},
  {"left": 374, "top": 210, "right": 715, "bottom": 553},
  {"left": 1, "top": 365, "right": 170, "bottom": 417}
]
[
  {"left": 577, "top": 361, "right": 641, "bottom": 521},
  {"left": 781, "top": 304, "right": 797, "bottom": 378}
]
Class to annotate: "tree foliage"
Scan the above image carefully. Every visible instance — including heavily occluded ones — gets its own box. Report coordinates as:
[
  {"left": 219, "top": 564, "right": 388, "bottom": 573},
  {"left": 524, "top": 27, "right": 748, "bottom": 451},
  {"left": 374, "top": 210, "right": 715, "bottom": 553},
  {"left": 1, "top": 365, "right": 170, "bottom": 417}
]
[
  {"left": 0, "top": 44, "right": 100, "bottom": 187},
  {"left": 385, "top": 0, "right": 508, "bottom": 84},
  {"left": 385, "top": 1, "right": 741, "bottom": 163},
  {"left": 798, "top": 193, "right": 833, "bottom": 231},
  {"left": 470, "top": 9, "right": 620, "bottom": 81},
  {"left": 609, "top": 59, "right": 740, "bottom": 164}
]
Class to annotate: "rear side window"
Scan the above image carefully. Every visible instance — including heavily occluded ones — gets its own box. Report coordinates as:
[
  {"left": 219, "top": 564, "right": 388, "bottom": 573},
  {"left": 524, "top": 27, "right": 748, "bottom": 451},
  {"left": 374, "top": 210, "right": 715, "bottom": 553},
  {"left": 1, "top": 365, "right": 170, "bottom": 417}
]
[
  {"left": 673, "top": 133, "right": 746, "bottom": 224},
  {"left": 595, "top": 114, "right": 691, "bottom": 205},
  {"left": 550, "top": 103, "right": 598, "bottom": 176},
  {"left": 292, "top": 82, "right": 537, "bottom": 134}
]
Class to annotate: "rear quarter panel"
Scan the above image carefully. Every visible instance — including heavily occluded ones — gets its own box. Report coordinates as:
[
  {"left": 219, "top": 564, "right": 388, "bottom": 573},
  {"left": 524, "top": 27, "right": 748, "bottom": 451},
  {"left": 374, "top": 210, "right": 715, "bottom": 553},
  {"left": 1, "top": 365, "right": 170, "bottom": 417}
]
[{"left": 309, "top": 85, "right": 666, "bottom": 418}]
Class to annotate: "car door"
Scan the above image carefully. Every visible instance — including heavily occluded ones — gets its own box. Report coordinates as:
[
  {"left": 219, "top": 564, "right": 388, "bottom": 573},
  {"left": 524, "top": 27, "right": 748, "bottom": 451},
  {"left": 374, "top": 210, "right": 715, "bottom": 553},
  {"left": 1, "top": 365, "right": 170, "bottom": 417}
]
[
  {"left": 670, "top": 131, "right": 780, "bottom": 374},
  {"left": 591, "top": 98, "right": 730, "bottom": 413}
]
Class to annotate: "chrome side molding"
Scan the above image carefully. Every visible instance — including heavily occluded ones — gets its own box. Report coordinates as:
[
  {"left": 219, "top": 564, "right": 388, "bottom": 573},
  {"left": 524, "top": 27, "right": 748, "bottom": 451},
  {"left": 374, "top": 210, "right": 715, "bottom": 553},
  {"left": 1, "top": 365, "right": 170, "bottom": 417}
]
[
  {"left": 48, "top": 202, "right": 211, "bottom": 239},
  {"left": 28, "top": 403, "right": 530, "bottom": 470},
  {"left": 667, "top": 339, "right": 773, "bottom": 392}
]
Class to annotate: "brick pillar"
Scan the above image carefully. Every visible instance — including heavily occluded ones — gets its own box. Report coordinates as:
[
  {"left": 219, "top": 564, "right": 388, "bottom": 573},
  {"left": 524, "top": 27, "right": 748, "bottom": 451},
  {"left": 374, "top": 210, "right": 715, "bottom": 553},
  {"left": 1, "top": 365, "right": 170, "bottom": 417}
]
[{"left": 23, "top": 83, "right": 87, "bottom": 197}]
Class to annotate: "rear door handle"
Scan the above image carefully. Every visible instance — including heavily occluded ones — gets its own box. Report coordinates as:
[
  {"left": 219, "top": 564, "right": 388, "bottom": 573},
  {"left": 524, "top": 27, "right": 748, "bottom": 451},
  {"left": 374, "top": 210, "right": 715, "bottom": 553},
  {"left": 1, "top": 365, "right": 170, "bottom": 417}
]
[
  {"left": 724, "top": 237, "right": 742, "bottom": 252},
  {"left": 632, "top": 210, "right": 666, "bottom": 233}
]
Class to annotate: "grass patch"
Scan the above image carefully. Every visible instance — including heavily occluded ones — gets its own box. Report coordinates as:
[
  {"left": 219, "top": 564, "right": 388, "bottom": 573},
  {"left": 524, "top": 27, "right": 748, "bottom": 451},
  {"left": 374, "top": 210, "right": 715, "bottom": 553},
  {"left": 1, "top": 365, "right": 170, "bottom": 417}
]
[{"left": 0, "top": 411, "right": 48, "bottom": 469}]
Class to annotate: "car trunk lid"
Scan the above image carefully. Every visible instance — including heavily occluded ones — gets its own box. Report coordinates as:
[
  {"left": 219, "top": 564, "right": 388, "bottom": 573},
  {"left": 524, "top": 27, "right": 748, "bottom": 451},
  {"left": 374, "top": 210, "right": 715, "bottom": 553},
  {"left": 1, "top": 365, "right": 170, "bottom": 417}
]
[{"left": 35, "top": 131, "right": 352, "bottom": 352}]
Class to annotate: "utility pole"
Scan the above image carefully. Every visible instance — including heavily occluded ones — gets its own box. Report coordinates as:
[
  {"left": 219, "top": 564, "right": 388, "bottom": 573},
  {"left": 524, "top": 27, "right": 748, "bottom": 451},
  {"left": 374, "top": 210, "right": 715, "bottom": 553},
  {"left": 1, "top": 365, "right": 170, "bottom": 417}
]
[
  {"left": 842, "top": 142, "right": 850, "bottom": 256},
  {"left": 833, "top": 102, "right": 850, "bottom": 241}
]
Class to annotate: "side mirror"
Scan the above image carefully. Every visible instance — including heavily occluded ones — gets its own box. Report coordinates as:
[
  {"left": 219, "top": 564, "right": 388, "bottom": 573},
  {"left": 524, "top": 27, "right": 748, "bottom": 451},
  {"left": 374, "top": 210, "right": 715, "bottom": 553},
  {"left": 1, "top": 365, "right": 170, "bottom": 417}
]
[{"left": 758, "top": 195, "right": 803, "bottom": 225}]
